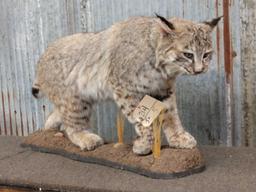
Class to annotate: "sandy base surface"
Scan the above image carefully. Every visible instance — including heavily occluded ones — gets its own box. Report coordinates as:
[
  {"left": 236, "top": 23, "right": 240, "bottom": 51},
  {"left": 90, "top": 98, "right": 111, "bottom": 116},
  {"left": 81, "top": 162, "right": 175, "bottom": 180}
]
[
  {"left": 21, "top": 130, "right": 205, "bottom": 178},
  {"left": 1, "top": 136, "right": 256, "bottom": 192}
]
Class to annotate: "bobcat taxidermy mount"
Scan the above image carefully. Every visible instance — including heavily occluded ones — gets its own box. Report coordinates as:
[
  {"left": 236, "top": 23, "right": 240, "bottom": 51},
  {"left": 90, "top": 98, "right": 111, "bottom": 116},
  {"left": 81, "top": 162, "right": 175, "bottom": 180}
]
[{"left": 32, "top": 14, "right": 221, "bottom": 155}]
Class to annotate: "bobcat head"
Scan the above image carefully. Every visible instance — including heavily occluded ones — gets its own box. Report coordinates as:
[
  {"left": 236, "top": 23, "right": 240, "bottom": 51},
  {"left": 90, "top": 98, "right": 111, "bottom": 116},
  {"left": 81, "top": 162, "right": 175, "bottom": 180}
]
[{"left": 155, "top": 14, "right": 222, "bottom": 77}]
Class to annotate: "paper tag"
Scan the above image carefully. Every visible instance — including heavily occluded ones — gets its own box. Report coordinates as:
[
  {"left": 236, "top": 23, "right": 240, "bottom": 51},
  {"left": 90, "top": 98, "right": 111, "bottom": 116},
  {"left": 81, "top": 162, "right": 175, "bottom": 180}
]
[{"left": 133, "top": 95, "right": 166, "bottom": 127}]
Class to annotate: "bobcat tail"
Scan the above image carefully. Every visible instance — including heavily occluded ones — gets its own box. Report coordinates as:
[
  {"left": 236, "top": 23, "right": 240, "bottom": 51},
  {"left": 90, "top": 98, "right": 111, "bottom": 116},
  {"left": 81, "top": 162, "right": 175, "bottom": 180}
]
[{"left": 32, "top": 82, "right": 44, "bottom": 99}]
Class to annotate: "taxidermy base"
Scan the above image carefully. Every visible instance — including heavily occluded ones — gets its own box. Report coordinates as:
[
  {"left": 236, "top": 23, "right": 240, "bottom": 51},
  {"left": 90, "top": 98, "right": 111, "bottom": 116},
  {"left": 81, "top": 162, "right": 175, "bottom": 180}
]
[{"left": 21, "top": 129, "right": 205, "bottom": 179}]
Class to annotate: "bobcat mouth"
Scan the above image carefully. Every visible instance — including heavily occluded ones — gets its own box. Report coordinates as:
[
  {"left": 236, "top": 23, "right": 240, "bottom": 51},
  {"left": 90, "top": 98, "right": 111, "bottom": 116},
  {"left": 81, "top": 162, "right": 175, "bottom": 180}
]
[
  {"left": 194, "top": 71, "right": 203, "bottom": 75},
  {"left": 184, "top": 67, "right": 205, "bottom": 75}
]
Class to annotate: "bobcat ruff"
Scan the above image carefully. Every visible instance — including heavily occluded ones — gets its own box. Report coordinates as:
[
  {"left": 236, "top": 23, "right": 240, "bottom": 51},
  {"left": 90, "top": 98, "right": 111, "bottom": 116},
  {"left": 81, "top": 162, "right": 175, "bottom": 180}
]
[{"left": 32, "top": 15, "right": 221, "bottom": 155}]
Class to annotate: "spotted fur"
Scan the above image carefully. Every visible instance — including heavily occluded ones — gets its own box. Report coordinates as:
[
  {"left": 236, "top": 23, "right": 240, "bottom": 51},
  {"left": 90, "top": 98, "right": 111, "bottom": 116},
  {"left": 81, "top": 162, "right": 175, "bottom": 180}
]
[{"left": 33, "top": 15, "right": 220, "bottom": 155}]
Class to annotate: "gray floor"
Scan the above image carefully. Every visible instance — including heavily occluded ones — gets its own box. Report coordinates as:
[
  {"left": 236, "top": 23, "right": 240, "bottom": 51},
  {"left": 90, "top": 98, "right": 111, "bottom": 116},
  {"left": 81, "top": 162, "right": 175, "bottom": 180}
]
[{"left": 0, "top": 136, "right": 256, "bottom": 192}]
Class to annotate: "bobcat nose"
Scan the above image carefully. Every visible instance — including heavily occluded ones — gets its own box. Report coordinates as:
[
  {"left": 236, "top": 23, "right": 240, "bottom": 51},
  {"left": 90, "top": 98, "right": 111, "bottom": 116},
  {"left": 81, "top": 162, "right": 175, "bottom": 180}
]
[
  {"left": 193, "top": 66, "right": 204, "bottom": 74},
  {"left": 193, "top": 63, "right": 204, "bottom": 74}
]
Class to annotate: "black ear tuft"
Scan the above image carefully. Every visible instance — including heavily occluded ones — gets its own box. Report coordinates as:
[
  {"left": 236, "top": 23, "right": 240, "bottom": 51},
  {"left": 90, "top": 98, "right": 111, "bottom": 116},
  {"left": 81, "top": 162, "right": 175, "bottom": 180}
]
[
  {"left": 204, "top": 16, "right": 223, "bottom": 28},
  {"left": 155, "top": 13, "right": 175, "bottom": 30}
]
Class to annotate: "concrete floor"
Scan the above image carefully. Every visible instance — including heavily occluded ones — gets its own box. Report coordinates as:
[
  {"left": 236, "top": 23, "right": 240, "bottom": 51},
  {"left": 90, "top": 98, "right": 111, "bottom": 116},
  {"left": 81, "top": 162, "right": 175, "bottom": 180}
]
[{"left": 0, "top": 136, "right": 256, "bottom": 192}]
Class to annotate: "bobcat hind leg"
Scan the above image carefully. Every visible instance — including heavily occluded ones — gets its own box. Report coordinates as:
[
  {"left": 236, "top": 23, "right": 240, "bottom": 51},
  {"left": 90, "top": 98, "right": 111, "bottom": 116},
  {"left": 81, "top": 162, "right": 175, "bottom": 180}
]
[
  {"left": 44, "top": 107, "right": 62, "bottom": 130},
  {"left": 61, "top": 96, "right": 104, "bottom": 151}
]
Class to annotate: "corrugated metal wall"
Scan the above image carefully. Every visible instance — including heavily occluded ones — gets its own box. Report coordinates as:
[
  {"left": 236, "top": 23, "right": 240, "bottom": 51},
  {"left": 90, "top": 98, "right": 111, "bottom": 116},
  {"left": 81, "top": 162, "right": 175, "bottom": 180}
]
[
  {"left": 240, "top": 0, "right": 256, "bottom": 147},
  {"left": 0, "top": 0, "right": 252, "bottom": 146}
]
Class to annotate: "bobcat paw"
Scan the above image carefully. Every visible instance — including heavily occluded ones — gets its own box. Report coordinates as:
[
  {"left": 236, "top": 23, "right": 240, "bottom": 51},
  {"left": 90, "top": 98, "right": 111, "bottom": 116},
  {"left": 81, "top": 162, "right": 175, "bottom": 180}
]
[
  {"left": 67, "top": 130, "right": 104, "bottom": 151},
  {"left": 167, "top": 130, "right": 197, "bottom": 149},
  {"left": 133, "top": 138, "right": 152, "bottom": 155}
]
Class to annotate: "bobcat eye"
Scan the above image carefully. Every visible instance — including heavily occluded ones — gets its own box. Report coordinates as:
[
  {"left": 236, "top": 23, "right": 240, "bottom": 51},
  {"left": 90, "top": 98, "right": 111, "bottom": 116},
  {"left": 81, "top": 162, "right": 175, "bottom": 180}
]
[
  {"left": 183, "top": 52, "right": 194, "bottom": 60},
  {"left": 203, "top": 52, "right": 212, "bottom": 59}
]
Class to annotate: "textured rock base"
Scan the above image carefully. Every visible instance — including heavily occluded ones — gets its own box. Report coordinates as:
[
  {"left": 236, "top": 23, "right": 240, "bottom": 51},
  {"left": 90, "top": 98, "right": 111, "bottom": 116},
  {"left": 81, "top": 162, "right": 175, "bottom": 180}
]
[{"left": 21, "top": 130, "right": 205, "bottom": 179}]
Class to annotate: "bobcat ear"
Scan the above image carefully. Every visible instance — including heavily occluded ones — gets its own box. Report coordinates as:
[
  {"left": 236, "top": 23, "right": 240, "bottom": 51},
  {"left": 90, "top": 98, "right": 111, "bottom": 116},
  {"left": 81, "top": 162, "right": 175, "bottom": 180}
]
[
  {"left": 155, "top": 13, "right": 175, "bottom": 35},
  {"left": 203, "top": 16, "right": 223, "bottom": 31}
]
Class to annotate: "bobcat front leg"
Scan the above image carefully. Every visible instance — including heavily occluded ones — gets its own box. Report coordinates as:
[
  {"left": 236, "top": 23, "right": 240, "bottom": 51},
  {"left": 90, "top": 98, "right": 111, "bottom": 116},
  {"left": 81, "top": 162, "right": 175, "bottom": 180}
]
[
  {"left": 162, "top": 93, "right": 197, "bottom": 149},
  {"left": 112, "top": 87, "right": 153, "bottom": 155}
]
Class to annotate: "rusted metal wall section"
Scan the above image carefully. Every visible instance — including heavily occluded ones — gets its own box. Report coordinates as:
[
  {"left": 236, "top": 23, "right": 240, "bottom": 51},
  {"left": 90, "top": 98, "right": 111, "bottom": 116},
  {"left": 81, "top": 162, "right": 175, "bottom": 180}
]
[
  {"left": 0, "top": 0, "right": 246, "bottom": 146},
  {"left": 229, "top": 0, "right": 243, "bottom": 146},
  {"left": 240, "top": 0, "right": 256, "bottom": 147}
]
